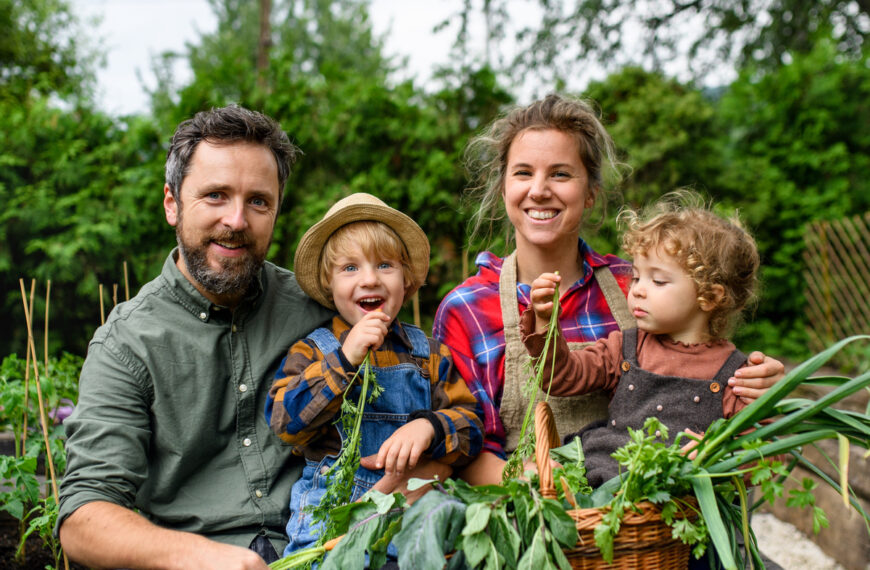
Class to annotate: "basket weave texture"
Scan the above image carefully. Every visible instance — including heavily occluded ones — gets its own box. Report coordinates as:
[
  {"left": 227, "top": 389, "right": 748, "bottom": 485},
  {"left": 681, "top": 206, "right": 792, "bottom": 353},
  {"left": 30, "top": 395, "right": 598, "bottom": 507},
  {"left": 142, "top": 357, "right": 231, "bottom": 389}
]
[{"left": 534, "top": 401, "right": 694, "bottom": 570}]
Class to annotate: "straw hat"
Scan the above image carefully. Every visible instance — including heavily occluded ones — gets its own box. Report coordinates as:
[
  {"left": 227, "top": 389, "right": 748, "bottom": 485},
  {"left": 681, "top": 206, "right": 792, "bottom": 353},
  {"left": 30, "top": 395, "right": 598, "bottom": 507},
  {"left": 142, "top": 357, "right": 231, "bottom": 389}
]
[{"left": 294, "top": 193, "right": 430, "bottom": 309}]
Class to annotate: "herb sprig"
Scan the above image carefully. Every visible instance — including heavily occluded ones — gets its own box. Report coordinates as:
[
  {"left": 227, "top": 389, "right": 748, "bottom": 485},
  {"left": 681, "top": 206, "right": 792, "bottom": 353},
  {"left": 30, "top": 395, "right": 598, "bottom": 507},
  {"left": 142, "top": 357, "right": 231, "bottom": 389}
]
[{"left": 305, "top": 352, "right": 383, "bottom": 556}]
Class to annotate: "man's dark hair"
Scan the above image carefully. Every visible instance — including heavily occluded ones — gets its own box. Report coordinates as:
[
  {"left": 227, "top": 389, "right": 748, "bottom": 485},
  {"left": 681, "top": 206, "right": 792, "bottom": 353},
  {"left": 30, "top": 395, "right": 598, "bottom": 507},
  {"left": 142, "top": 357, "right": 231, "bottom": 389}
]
[{"left": 165, "top": 105, "right": 299, "bottom": 204}]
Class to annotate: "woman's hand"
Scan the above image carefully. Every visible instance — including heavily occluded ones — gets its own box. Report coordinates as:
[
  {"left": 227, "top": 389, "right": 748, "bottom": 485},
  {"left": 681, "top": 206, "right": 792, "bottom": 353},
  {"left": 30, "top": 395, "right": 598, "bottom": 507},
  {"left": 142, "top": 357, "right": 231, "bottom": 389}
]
[
  {"left": 728, "top": 351, "right": 786, "bottom": 404},
  {"left": 530, "top": 272, "right": 561, "bottom": 334}
]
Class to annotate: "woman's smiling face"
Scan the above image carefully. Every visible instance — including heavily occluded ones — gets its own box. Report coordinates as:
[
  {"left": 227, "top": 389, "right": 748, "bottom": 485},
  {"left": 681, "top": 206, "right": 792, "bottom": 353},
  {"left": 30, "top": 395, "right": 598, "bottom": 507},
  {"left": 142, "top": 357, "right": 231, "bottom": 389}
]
[{"left": 503, "top": 128, "right": 594, "bottom": 253}]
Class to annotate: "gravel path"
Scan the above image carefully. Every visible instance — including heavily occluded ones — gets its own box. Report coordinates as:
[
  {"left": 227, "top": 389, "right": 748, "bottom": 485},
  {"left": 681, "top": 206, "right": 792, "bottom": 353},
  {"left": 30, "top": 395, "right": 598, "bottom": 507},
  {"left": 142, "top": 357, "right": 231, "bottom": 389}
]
[{"left": 752, "top": 513, "right": 857, "bottom": 570}]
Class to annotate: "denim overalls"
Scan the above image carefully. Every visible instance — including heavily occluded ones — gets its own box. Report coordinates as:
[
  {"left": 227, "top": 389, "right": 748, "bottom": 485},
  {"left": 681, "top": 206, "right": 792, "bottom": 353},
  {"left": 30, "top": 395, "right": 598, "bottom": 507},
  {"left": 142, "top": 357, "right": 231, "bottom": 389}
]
[{"left": 283, "top": 324, "right": 432, "bottom": 556}]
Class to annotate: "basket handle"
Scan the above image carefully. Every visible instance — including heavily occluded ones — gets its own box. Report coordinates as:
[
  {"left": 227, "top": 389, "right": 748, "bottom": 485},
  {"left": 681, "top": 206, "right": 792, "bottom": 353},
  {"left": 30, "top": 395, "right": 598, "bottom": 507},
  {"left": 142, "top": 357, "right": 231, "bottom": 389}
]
[{"left": 535, "top": 401, "right": 561, "bottom": 499}]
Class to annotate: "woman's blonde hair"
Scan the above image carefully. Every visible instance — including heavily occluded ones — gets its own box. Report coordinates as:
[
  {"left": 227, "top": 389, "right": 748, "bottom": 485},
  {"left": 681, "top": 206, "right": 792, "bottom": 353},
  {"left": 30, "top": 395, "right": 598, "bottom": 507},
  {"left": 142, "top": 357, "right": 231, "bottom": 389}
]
[
  {"left": 619, "top": 191, "right": 760, "bottom": 339},
  {"left": 319, "top": 221, "right": 417, "bottom": 301},
  {"left": 464, "top": 93, "right": 624, "bottom": 247}
]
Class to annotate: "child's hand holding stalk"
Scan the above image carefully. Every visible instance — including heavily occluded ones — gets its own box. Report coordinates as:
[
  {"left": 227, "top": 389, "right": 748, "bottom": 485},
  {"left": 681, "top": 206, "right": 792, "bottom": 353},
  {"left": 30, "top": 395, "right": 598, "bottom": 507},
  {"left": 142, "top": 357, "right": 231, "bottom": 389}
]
[
  {"left": 342, "top": 310, "right": 391, "bottom": 365},
  {"left": 530, "top": 272, "right": 562, "bottom": 334}
]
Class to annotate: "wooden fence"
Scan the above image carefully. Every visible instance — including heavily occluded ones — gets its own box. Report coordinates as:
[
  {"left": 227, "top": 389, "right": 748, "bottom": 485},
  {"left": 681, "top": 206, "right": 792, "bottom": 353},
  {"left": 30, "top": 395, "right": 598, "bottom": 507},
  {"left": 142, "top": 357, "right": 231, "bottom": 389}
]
[{"left": 802, "top": 212, "right": 870, "bottom": 370}]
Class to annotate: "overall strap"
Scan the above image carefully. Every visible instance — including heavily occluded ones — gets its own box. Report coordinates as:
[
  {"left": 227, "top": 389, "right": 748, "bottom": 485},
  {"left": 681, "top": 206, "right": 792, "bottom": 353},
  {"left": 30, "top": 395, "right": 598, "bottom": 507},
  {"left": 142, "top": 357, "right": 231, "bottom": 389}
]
[
  {"left": 621, "top": 327, "right": 639, "bottom": 364},
  {"left": 306, "top": 326, "right": 342, "bottom": 356},
  {"left": 593, "top": 266, "right": 633, "bottom": 330},
  {"left": 402, "top": 323, "right": 432, "bottom": 360},
  {"left": 713, "top": 349, "right": 748, "bottom": 382}
]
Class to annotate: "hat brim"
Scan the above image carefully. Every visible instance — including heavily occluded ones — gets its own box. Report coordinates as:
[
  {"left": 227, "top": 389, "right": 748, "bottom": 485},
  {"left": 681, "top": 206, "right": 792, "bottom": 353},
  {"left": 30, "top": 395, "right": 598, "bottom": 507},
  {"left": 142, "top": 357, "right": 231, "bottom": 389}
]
[{"left": 294, "top": 202, "right": 430, "bottom": 310}]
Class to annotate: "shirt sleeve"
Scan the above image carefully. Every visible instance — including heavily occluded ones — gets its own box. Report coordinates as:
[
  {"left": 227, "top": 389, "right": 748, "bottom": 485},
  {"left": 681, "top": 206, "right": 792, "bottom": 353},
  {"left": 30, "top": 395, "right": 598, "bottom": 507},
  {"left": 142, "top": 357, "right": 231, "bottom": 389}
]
[
  {"left": 433, "top": 292, "right": 508, "bottom": 460},
  {"left": 265, "top": 338, "right": 355, "bottom": 447},
  {"left": 58, "top": 338, "right": 152, "bottom": 526},
  {"left": 519, "top": 308, "right": 623, "bottom": 396},
  {"left": 415, "top": 339, "right": 485, "bottom": 468}
]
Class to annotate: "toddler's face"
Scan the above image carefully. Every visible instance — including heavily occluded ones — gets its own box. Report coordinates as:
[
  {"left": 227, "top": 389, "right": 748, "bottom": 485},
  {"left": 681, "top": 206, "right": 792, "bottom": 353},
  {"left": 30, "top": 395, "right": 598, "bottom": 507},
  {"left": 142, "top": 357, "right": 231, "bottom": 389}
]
[
  {"left": 329, "top": 245, "right": 405, "bottom": 325},
  {"left": 628, "top": 246, "right": 711, "bottom": 344}
]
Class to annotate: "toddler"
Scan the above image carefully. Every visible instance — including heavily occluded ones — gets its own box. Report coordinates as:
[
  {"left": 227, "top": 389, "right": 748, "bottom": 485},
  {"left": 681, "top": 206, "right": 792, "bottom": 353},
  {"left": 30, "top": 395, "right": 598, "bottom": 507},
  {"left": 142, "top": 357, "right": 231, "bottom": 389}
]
[
  {"left": 521, "top": 192, "right": 760, "bottom": 486},
  {"left": 265, "top": 192, "right": 484, "bottom": 555}
]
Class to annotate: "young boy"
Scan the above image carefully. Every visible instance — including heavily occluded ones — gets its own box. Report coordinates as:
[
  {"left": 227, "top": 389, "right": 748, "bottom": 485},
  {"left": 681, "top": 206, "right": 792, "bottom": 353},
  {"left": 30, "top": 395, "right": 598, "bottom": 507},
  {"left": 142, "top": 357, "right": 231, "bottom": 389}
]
[
  {"left": 265, "top": 193, "right": 484, "bottom": 556},
  {"left": 521, "top": 192, "right": 760, "bottom": 487}
]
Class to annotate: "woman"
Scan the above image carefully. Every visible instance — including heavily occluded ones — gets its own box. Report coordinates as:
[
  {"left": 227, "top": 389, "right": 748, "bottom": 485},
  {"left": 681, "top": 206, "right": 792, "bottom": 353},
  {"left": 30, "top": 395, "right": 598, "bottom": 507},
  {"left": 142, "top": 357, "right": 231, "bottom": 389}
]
[{"left": 432, "top": 94, "right": 785, "bottom": 485}]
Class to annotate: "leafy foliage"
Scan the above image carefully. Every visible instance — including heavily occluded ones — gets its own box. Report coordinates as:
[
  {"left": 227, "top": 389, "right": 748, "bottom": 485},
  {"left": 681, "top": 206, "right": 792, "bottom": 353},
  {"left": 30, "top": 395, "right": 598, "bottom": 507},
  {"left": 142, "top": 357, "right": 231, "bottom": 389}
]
[
  {"left": 444, "top": 0, "right": 869, "bottom": 90},
  {"left": 306, "top": 353, "right": 383, "bottom": 556}
]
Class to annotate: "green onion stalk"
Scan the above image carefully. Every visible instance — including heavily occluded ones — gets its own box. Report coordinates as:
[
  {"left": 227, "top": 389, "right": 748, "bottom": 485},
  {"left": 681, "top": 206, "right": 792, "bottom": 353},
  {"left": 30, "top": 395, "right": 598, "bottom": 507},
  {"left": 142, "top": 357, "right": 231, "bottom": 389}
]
[{"left": 504, "top": 276, "right": 561, "bottom": 481}]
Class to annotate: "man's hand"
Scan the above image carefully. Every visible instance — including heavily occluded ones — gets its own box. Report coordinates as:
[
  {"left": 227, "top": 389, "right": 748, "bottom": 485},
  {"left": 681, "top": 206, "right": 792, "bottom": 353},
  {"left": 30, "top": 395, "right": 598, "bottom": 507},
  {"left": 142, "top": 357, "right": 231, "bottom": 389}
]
[
  {"left": 728, "top": 351, "right": 786, "bottom": 403},
  {"left": 373, "top": 418, "right": 435, "bottom": 475}
]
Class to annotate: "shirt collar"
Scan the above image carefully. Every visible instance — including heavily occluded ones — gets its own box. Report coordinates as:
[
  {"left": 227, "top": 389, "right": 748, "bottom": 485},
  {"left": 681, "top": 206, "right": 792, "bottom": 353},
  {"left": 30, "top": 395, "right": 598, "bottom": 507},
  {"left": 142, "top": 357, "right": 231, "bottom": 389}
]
[
  {"left": 475, "top": 238, "right": 613, "bottom": 287},
  {"left": 162, "top": 248, "right": 265, "bottom": 322}
]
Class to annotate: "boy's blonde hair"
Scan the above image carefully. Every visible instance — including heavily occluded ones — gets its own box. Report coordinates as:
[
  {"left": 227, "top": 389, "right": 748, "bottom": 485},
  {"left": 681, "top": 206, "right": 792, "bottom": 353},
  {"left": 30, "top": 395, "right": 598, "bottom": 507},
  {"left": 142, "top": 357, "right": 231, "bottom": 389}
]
[
  {"left": 619, "top": 191, "right": 760, "bottom": 339},
  {"left": 319, "top": 221, "right": 418, "bottom": 302}
]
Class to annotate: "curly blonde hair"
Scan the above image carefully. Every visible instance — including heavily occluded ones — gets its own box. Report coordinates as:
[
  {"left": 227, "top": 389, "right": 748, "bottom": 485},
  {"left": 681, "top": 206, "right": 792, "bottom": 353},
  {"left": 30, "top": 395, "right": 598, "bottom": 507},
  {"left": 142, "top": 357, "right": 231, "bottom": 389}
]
[{"left": 619, "top": 191, "right": 760, "bottom": 339}]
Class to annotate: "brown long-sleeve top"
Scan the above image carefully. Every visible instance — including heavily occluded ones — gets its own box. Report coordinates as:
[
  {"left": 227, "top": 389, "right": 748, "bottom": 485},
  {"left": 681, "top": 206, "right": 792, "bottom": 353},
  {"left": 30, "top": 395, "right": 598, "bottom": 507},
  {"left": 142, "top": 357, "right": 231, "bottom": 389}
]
[{"left": 519, "top": 309, "right": 747, "bottom": 419}]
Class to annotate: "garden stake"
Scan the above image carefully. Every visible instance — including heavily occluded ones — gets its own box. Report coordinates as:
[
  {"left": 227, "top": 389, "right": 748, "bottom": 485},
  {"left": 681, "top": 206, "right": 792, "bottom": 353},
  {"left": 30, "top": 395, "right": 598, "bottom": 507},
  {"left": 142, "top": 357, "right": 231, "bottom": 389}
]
[
  {"left": 123, "top": 260, "right": 130, "bottom": 300},
  {"left": 19, "top": 280, "right": 61, "bottom": 502},
  {"left": 98, "top": 284, "right": 105, "bottom": 325},
  {"left": 44, "top": 280, "right": 51, "bottom": 387},
  {"left": 19, "top": 279, "right": 36, "bottom": 457},
  {"left": 19, "top": 279, "right": 71, "bottom": 570}
]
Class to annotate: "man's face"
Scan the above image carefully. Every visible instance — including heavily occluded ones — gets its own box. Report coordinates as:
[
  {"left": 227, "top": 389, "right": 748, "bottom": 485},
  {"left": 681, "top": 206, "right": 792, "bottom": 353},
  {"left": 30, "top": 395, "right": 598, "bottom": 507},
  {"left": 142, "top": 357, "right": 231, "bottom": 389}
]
[{"left": 164, "top": 141, "right": 280, "bottom": 307}]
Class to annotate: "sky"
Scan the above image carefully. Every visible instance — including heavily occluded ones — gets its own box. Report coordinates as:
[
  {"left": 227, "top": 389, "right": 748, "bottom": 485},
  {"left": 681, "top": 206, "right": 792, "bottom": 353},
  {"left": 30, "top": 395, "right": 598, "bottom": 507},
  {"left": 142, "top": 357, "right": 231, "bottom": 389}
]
[{"left": 70, "top": 0, "right": 470, "bottom": 116}]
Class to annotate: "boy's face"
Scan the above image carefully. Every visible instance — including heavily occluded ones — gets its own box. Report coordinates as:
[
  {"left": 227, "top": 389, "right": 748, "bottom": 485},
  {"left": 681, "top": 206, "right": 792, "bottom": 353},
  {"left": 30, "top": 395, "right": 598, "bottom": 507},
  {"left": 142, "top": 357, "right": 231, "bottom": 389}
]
[
  {"left": 628, "top": 246, "right": 712, "bottom": 344},
  {"left": 330, "top": 245, "right": 406, "bottom": 325}
]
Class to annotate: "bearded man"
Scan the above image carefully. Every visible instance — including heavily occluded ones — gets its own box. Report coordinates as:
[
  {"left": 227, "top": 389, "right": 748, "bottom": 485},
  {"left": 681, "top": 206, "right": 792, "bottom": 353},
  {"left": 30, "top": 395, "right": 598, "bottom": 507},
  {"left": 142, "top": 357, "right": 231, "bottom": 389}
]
[{"left": 58, "top": 106, "right": 334, "bottom": 569}]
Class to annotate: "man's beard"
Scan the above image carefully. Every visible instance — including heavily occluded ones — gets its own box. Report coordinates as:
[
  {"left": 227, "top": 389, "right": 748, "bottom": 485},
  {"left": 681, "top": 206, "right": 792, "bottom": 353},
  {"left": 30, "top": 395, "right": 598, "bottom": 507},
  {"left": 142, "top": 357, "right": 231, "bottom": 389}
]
[{"left": 176, "top": 223, "right": 268, "bottom": 300}]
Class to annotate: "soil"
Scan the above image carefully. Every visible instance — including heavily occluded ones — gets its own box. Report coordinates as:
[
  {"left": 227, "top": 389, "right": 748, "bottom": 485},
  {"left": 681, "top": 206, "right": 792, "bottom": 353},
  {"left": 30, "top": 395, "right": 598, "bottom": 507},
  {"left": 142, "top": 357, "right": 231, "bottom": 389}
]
[{"left": 0, "top": 515, "right": 86, "bottom": 570}]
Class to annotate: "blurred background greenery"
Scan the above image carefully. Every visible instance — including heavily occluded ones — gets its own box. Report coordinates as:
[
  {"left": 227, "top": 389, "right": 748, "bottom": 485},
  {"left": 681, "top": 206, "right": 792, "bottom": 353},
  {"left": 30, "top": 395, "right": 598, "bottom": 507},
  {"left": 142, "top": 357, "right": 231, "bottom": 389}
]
[{"left": 2, "top": 0, "right": 868, "bottom": 366}]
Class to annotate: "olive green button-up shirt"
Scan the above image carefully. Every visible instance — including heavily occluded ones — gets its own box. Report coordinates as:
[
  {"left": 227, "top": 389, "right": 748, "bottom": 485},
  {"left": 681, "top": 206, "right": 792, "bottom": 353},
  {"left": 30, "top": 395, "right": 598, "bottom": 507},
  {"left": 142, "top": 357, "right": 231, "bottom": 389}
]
[{"left": 58, "top": 250, "right": 334, "bottom": 552}]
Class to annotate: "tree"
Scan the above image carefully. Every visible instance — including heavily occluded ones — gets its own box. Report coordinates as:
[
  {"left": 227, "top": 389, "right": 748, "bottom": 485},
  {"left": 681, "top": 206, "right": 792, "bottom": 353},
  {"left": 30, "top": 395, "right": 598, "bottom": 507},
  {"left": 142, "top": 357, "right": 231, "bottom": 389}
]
[
  {"left": 0, "top": 0, "right": 98, "bottom": 104},
  {"left": 714, "top": 39, "right": 870, "bottom": 357},
  {"left": 444, "top": 0, "right": 869, "bottom": 94}
]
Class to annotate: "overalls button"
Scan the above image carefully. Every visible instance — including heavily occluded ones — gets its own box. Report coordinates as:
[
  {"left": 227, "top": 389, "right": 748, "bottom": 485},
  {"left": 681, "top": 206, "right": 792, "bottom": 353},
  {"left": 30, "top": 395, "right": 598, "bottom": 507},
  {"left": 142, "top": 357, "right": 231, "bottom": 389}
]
[
  {"left": 621, "top": 361, "right": 631, "bottom": 372},
  {"left": 710, "top": 382, "right": 721, "bottom": 393}
]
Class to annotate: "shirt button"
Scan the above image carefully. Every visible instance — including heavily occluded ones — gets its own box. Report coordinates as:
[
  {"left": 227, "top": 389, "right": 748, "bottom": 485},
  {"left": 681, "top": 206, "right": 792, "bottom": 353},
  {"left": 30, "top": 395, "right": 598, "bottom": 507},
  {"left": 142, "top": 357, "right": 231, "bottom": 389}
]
[
  {"left": 243, "top": 438, "right": 252, "bottom": 447},
  {"left": 694, "top": 396, "right": 701, "bottom": 403},
  {"left": 232, "top": 324, "right": 238, "bottom": 333},
  {"left": 199, "top": 312, "right": 207, "bottom": 320},
  {"left": 611, "top": 420, "right": 617, "bottom": 426},
  {"left": 239, "top": 384, "right": 248, "bottom": 393},
  {"left": 656, "top": 405, "right": 663, "bottom": 411},
  {"left": 628, "top": 384, "right": 635, "bottom": 391},
  {"left": 255, "top": 489, "right": 263, "bottom": 498},
  {"left": 320, "top": 465, "right": 330, "bottom": 475},
  {"left": 654, "top": 430, "right": 662, "bottom": 437}
]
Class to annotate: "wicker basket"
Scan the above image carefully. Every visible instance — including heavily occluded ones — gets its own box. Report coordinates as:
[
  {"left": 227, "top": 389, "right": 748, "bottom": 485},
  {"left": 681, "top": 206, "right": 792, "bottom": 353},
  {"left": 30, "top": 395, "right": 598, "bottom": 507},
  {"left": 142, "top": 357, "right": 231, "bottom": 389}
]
[{"left": 534, "top": 401, "right": 694, "bottom": 570}]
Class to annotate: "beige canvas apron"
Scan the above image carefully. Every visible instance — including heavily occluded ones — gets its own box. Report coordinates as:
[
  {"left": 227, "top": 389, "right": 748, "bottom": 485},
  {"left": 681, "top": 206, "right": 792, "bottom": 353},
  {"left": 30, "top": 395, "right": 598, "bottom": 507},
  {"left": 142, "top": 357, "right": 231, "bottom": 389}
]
[{"left": 498, "top": 251, "right": 635, "bottom": 452}]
